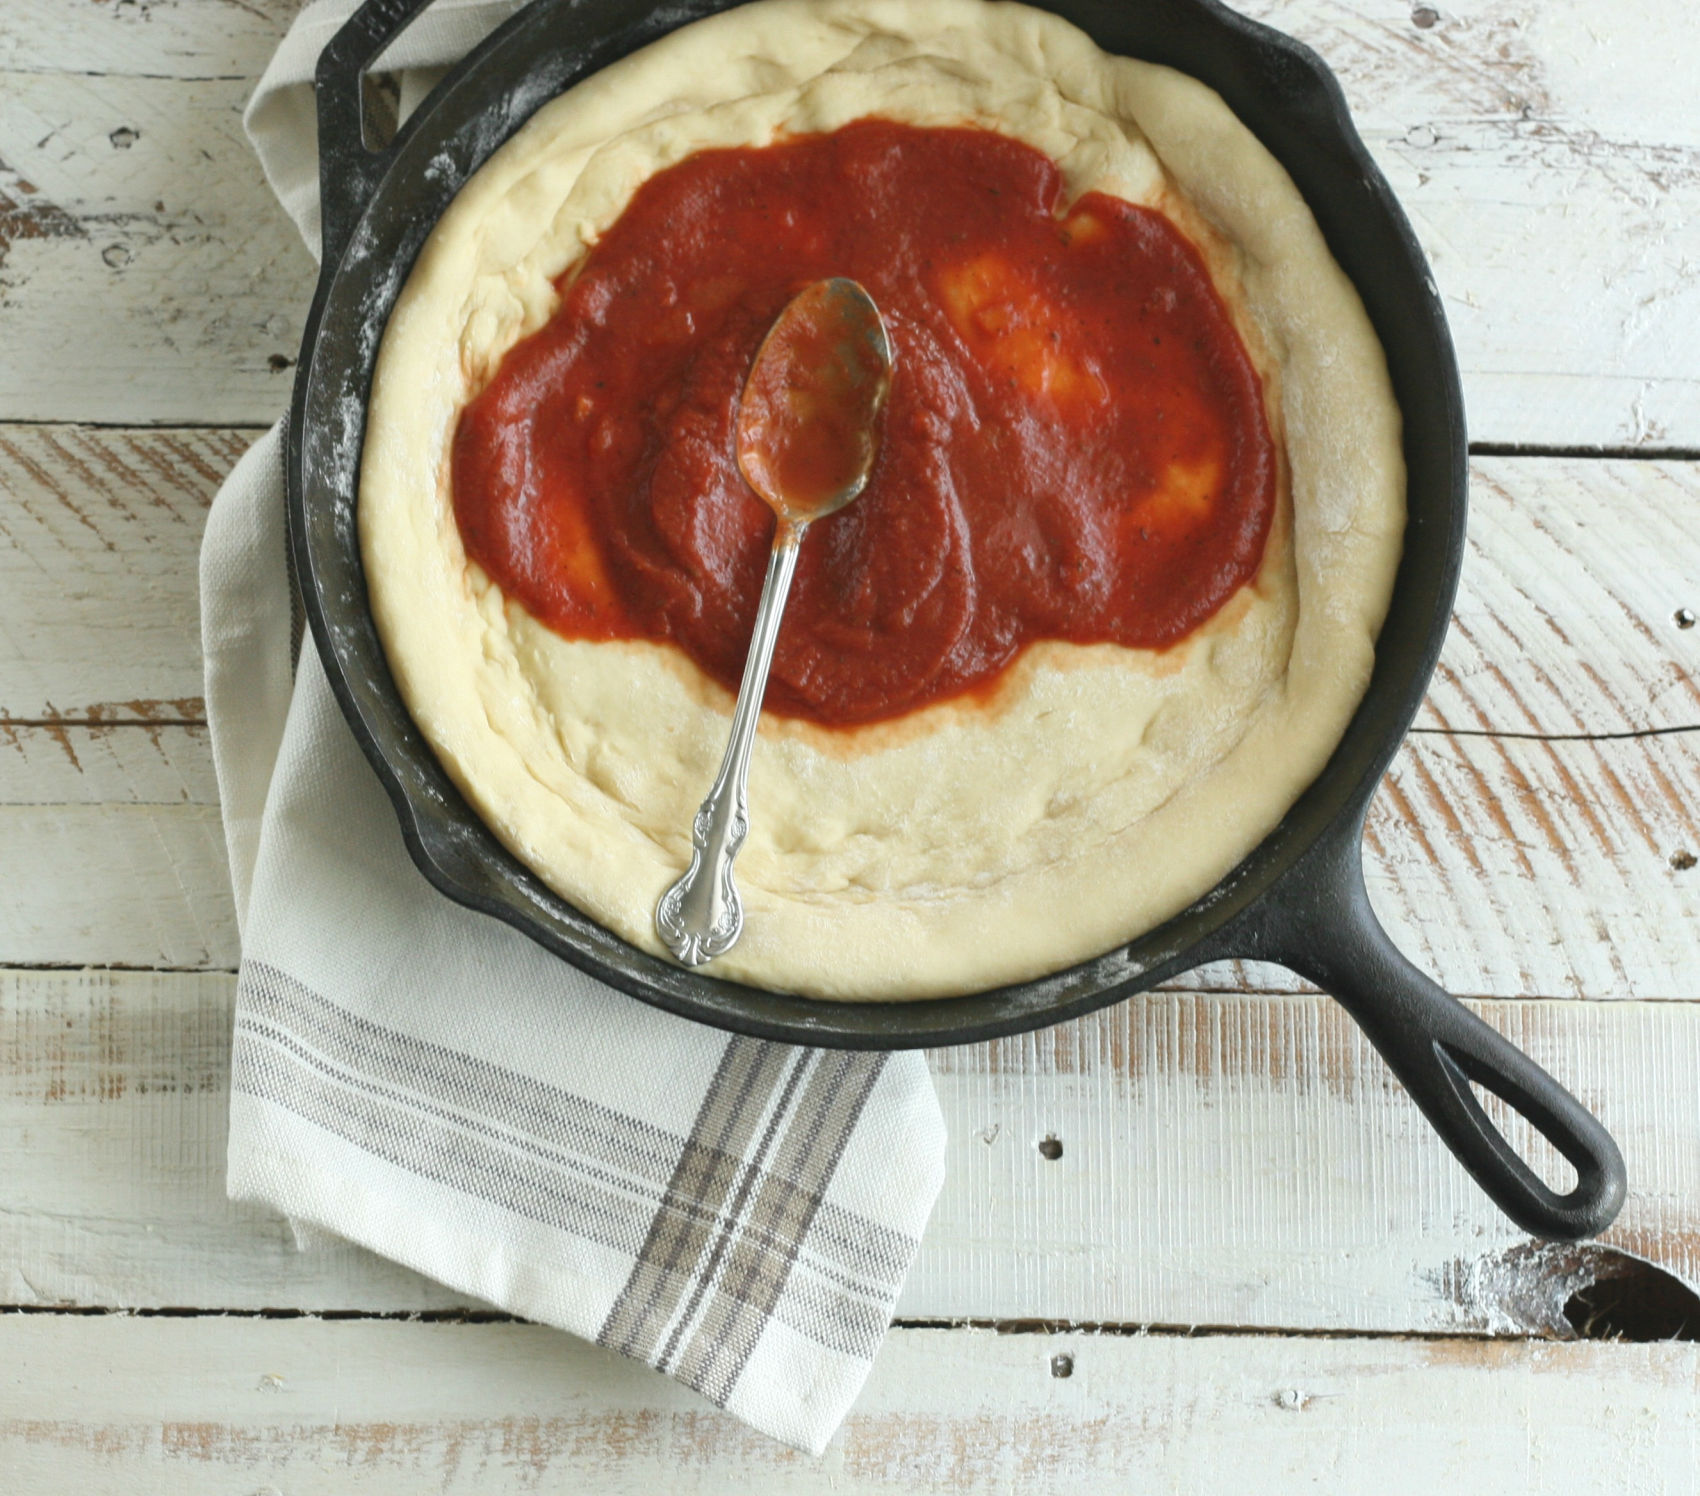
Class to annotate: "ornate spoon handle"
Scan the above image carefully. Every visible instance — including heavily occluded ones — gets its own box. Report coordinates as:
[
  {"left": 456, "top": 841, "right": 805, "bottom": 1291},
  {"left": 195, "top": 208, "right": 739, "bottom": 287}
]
[{"left": 656, "top": 527, "right": 803, "bottom": 966}]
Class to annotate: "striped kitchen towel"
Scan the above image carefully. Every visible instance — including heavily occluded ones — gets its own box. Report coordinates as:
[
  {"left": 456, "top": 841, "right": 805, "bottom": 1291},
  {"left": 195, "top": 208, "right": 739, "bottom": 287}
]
[{"left": 201, "top": 0, "right": 946, "bottom": 1454}]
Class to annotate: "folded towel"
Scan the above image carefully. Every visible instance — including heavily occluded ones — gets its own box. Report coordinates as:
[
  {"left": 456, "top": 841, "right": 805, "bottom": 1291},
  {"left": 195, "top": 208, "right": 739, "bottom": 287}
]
[{"left": 202, "top": 0, "right": 946, "bottom": 1453}]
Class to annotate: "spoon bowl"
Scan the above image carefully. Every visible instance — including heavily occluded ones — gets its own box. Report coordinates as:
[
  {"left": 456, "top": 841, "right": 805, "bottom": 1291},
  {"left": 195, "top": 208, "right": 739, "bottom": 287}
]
[{"left": 736, "top": 277, "right": 894, "bottom": 527}]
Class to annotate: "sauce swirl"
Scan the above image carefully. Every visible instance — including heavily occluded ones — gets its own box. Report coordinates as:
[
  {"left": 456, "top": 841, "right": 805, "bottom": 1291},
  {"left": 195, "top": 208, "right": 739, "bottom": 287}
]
[{"left": 451, "top": 119, "right": 1277, "bottom": 726}]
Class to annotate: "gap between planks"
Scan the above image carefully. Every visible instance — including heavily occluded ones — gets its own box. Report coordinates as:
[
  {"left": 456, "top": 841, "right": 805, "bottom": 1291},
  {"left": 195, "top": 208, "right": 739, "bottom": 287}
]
[{"left": 0, "top": 1301, "right": 1675, "bottom": 1347}]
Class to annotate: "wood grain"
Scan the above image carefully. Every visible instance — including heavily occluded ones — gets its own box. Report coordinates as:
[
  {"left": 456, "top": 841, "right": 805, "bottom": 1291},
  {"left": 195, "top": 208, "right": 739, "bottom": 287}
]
[
  {"left": 0, "top": 726, "right": 234, "bottom": 969},
  {"left": 1423, "top": 459, "right": 1700, "bottom": 736},
  {"left": 1353, "top": 728, "right": 1698, "bottom": 1002},
  {"left": 0, "top": 425, "right": 248, "bottom": 722},
  {"left": 0, "top": 1, "right": 1696, "bottom": 440},
  {"left": 3, "top": 1315, "right": 1698, "bottom": 1493},
  {"left": 1241, "top": 0, "right": 1700, "bottom": 449},
  {"left": 3, "top": 969, "right": 1695, "bottom": 1330},
  {"left": 0, "top": 71, "right": 312, "bottom": 423},
  {"left": 0, "top": 0, "right": 301, "bottom": 78},
  {"left": 919, "top": 991, "right": 1700, "bottom": 1328}
]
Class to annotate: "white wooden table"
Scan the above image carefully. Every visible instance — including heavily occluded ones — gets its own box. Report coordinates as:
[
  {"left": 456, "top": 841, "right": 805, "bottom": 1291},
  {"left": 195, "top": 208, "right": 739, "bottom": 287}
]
[{"left": 3, "top": 1, "right": 1698, "bottom": 1489}]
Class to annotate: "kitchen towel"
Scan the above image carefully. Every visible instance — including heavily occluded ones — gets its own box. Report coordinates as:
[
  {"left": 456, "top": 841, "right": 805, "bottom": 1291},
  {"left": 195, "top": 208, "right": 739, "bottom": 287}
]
[{"left": 203, "top": 0, "right": 946, "bottom": 1454}]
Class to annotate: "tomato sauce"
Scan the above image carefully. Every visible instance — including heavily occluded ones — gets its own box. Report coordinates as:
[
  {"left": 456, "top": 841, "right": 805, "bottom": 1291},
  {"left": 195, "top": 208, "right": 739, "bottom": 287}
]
[{"left": 451, "top": 119, "right": 1277, "bottom": 727}]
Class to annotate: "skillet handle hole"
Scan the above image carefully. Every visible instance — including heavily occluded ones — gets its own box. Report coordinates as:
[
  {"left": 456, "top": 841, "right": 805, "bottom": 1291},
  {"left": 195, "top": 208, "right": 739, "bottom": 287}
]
[{"left": 1464, "top": 1077, "right": 1581, "bottom": 1197}]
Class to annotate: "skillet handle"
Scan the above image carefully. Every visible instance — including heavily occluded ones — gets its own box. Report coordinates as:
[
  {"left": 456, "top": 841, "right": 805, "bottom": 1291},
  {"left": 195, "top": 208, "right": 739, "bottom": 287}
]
[
  {"left": 314, "top": 0, "right": 440, "bottom": 267},
  {"left": 1242, "top": 833, "right": 1626, "bottom": 1242}
]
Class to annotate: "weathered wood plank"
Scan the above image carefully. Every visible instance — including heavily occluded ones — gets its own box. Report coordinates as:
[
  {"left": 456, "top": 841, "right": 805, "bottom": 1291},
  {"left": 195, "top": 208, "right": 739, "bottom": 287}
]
[
  {"left": 3, "top": 969, "right": 1694, "bottom": 1330},
  {"left": 0, "top": 426, "right": 248, "bottom": 722},
  {"left": 1421, "top": 458, "right": 1700, "bottom": 737},
  {"left": 0, "top": 72, "right": 312, "bottom": 424},
  {"left": 1241, "top": 0, "right": 1700, "bottom": 449},
  {"left": 0, "top": 0, "right": 300, "bottom": 79},
  {"left": 0, "top": 2, "right": 1697, "bottom": 439},
  {"left": 3, "top": 1315, "right": 1698, "bottom": 1492},
  {"left": 3, "top": 425, "right": 1696, "bottom": 731},
  {"left": 7, "top": 719, "right": 1695, "bottom": 997},
  {"left": 0, "top": 968, "right": 457, "bottom": 1315},
  {"left": 1352, "top": 728, "right": 1698, "bottom": 1003},
  {"left": 919, "top": 991, "right": 1700, "bottom": 1328},
  {"left": 0, "top": 727, "right": 236, "bottom": 969},
  {"left": 0, "top": 718, "right": 216, "bottom": 801}
]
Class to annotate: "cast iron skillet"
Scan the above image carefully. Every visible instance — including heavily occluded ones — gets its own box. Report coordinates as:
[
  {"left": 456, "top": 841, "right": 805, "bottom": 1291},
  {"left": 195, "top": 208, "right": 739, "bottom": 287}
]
[{"left": 290, "top": 0, "right": 1627, "bottom": 1240}]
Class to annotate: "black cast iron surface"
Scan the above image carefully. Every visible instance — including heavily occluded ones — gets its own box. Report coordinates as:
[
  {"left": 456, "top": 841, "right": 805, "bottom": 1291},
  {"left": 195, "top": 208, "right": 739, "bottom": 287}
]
[{"left": 289, "top": 0, "right": 1626, "bottom": 1239}]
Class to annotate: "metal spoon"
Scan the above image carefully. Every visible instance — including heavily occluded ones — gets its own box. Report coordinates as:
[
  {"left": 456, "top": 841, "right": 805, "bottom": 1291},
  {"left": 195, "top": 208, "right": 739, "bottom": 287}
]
[{"left": 656, "top": 278, "right": 894, "bottom": 967}]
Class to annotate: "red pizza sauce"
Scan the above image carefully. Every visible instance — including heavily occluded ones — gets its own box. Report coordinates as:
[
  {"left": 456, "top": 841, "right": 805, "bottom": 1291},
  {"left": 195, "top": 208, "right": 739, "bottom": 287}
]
[{"left": 451, "top": 118, "right": 1277, "bottom": 727}]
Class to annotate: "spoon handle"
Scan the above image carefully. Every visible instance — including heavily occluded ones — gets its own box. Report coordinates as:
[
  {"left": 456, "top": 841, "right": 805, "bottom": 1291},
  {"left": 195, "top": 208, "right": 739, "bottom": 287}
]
[{"left": 656, "top": 525, "right": 803, "bottom": 966}]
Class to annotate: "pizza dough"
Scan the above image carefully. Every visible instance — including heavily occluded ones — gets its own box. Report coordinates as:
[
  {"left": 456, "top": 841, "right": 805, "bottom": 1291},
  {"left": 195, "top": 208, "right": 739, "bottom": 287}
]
[{"left": 359, "top": 0, "right": 1405, "bottom": 999}]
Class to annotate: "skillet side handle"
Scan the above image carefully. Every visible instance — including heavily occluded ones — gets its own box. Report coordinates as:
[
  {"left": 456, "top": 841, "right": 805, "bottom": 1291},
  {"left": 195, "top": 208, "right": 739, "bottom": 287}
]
[
  {"left": 1250, "top": 835, "right": 1626, "bottom": 1242},
  {"left": 314, "top": 0, "right": 439, "bottom": 268}
]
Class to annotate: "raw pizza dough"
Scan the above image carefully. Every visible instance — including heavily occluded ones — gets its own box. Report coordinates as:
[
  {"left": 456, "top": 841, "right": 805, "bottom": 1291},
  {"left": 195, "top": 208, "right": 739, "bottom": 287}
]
[{"left": 359, "top": 0, "right": 1405, "bottom": 999}]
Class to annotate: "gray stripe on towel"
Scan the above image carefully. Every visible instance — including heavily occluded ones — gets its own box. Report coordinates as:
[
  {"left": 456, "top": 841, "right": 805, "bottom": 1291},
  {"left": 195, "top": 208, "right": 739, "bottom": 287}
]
[{"left": 231, "top": 960, "right": 910, "bottom": 1371}]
